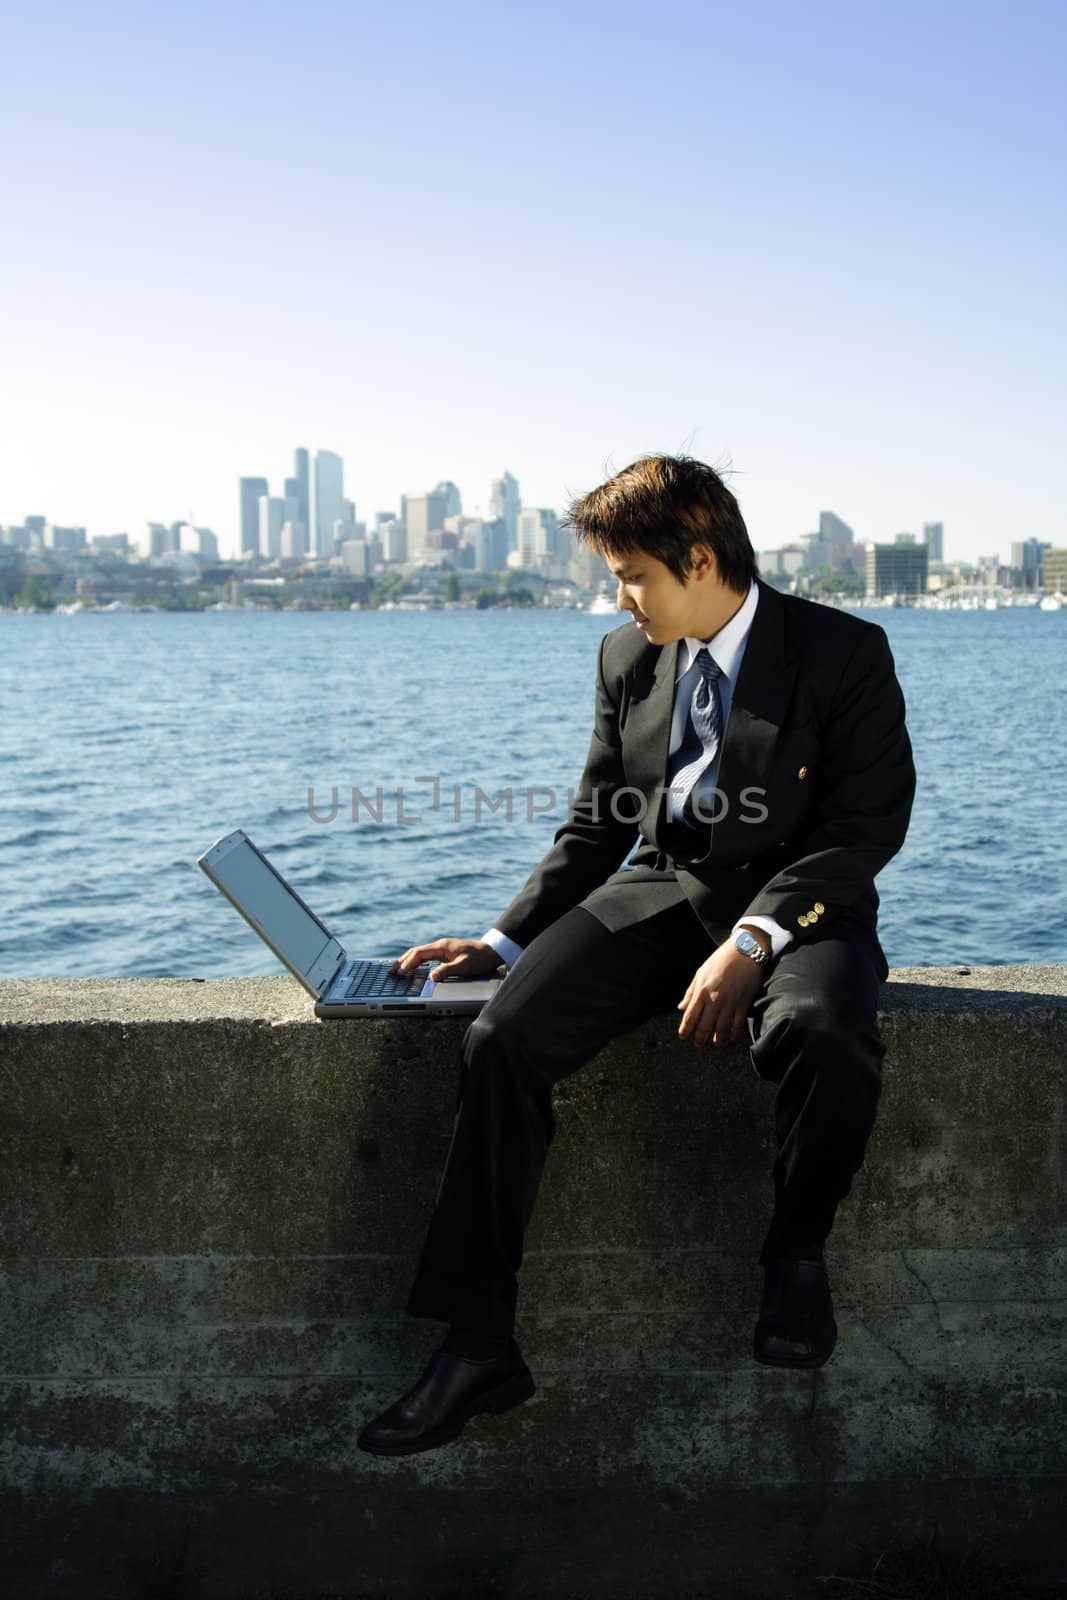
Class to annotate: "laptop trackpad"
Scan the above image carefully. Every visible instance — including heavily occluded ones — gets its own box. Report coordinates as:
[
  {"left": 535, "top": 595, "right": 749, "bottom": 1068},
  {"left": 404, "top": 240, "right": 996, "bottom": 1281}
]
[{"left": 420, "top": 978, "right": 501, "bottom": 1002}]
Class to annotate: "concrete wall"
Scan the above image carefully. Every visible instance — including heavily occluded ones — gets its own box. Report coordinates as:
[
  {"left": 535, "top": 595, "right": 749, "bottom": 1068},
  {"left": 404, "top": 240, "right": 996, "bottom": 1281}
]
[{"left": 2, "top": 968, "right": 1066, "bottom": 1599}]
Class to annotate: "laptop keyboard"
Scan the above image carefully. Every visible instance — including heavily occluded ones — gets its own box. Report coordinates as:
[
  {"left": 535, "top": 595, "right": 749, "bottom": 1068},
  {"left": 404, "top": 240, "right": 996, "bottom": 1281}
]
[{"left": 343, "top": 961, "right": 426, "bottom": 1000}]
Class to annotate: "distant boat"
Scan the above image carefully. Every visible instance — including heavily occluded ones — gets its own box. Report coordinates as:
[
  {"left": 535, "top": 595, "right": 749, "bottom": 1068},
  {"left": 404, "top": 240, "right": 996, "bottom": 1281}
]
[
  {"left": 1039, "top": 594, "right": 1064, "bottom": 611},
  {"left": 587, "top": 594, "right": 616, "bottom": 615}
]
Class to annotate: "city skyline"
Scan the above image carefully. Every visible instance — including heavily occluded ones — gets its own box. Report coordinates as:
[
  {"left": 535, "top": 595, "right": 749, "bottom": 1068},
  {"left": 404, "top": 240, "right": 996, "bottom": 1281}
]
[
  {"left": 0, "top": 449, "right": 1051, "bottom": 568},
  {"left": 2, "top": 445, "right": 959, "bottom": 568},
  {"left": 2, "top": 2, "right": 1063, "bottom": 565},
  {"left": 5, "top": 448, "right": 1062, "bottom": 606}
]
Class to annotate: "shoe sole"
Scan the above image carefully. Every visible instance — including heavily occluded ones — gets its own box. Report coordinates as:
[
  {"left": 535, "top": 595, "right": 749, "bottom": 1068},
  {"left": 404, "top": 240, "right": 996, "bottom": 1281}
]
[
  {"left": 753, "top": 1324, "right": 838, "bottom": 1370},
  {"left": 358, "top": 1367, "right": 536, "bottom": 1458}
]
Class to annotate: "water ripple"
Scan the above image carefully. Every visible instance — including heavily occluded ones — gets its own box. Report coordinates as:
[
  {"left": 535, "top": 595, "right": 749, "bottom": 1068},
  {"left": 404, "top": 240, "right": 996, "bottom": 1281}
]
[{"left": 1, "top": 606, "right": 1065, "bottom": 975}]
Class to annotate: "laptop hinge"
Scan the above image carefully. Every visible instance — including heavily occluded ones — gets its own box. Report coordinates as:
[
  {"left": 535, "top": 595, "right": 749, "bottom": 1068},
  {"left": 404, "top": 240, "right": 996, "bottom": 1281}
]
[
  {"left": 307, "top": 940, "right": 347, "bottom": 996},
  {"left": 324, "top": 955, "right": 348, "bottom": 996}
]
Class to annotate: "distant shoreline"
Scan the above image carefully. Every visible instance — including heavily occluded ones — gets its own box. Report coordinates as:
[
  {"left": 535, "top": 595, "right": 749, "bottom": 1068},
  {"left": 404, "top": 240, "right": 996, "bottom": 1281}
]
[{"left": 3, "top": 595, "right": 1064, "bottom": 617}]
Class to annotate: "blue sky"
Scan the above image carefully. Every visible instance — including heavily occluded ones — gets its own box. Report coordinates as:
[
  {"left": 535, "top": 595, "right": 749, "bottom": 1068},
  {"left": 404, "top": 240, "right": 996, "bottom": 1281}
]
[{"left": 1, "top": 0, "right": 1063, "bottom": 561}]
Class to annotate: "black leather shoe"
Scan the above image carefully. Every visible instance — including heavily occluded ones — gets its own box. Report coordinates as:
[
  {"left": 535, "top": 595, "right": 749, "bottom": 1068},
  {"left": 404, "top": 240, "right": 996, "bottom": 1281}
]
[
  {"left": 357, "top": 1341, "right": 535, "bottom": 1457},
  {"left": 754, "top": 1258, "right": 837, "bottom": 1369}
]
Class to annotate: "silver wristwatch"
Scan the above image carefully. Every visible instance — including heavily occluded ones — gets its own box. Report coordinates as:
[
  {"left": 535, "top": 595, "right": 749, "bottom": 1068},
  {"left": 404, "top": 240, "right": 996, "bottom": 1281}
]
[{"left": 733, "top": 928, "right": 771, "bottom": 966}]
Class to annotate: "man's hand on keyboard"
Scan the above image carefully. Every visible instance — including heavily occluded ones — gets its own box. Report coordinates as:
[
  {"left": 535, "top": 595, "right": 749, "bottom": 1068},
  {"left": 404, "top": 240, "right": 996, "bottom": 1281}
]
[{"left": 392, "top": 939, "right": 501, "bottom": 983}]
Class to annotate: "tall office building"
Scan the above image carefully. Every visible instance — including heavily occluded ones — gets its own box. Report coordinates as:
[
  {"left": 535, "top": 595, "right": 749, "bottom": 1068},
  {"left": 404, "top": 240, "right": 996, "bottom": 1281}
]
[
  {"left": 490, "top": 472, "right": 521, "bottom": 551},
  {"left": 16, "top": 520, "right": 43, "bottom": 551},
  {"left": 922, "top": 522, "right": 944, "bottom": 562},
  {"left": 259, "top": 495, "right": 298, "bottom": 560},
  {"left": 279, "top": 521, "right": 308, "bottom": 561},
  {"left": 332, "top": 514, "right": 363, "bottom": 546},
  {"left": 517, "top": 508, "right": 560, "bottom": 569},
  {"left": 434, "top": 481, "right": 462, "bottom": 520},
  {"left": 569, "top": 539, "right": 611, "bottom": 590},
  {"left": 380, "top": 520, "right": 407, "bottom": 563},
  {"left": 309, "top": 451, "right": 344, "bottom": 557},
  {"left": 291, "top": 449, "right": 310, "bottom": 532},
  {"left": 819, "top": 512, "right": 855, "bottom": 570},
  {"left": 239, "top": 476, "right": 269, "bottom": 558},
  {"left": 178, "top": 525, "right": 219, "bottom": 561},
  {"left": 1043, "top": 549, "right": 1067, "bottom": 595},
  {"left": 340, "top": 539, "right": 369, "bottom": 577},
  {"left": 404, "top": 489, "right": 449, "bottom": 555},
  {"left": 145, "top": 522, "right": 168, "bottom": 558},
  {"left": 44, "top": 525, "right": 87, "bottom": 551},
  {"left": 259, "top": 496, "right": 280, "bottom": 560},
  {"left": 1010, "top": 538, "right": 1048, "bottom": 589},
  {"left": 865, "top": 542, "right": 928, "bottom": 599},
  {"left": 1011, "top": 538, "right": 1043, "bottom": 572},
  {"left": 458, "top": 518, "right": 484, "bottom": 569},
  {"left": 819, "top": 511, "right": 853, "bottom": 544},
  {"left": 799, "top": 531, "right": 831, "bottom": 569}
]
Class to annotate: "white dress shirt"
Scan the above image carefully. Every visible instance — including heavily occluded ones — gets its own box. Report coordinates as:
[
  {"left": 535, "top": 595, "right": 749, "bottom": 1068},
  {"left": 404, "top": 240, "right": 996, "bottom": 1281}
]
[{"left": 484, "top": 582, "right": 792, "bottom": 967}]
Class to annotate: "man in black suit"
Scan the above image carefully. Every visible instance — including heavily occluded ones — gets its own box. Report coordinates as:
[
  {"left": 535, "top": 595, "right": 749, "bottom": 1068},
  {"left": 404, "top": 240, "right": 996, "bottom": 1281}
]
[{"left": 358, "top": 455, "right": 915, "bottom": 1457}]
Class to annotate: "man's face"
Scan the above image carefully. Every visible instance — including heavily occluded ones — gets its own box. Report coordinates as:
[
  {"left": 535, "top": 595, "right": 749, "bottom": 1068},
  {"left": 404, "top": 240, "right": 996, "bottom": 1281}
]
[{"left": 607, "top": 549, "right": 701, "bottom": 645}]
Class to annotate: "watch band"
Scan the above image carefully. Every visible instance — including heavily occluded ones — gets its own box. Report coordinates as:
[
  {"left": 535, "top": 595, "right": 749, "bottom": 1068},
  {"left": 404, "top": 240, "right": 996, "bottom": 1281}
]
[{"left": 733, "top": 929, "right": 771, "bottom": 966}]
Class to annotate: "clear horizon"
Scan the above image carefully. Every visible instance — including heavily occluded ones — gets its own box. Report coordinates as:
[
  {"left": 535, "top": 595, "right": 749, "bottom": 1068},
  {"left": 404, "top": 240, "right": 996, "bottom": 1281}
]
[{"left": 2, "top": 0, "right": 1063, "bottom": 565}]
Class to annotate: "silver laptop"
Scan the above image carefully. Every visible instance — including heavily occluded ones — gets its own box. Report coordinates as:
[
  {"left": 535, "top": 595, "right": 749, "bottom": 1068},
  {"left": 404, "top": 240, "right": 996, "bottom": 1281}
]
[{"left": 198, "top": 829, "right": 505, "bottom": 1018}]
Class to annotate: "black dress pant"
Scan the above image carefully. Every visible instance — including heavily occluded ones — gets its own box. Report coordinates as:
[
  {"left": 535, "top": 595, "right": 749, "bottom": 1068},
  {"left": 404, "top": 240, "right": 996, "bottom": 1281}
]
[{"left": 406, "top": 900, "right": 885, "bottom": 1337}]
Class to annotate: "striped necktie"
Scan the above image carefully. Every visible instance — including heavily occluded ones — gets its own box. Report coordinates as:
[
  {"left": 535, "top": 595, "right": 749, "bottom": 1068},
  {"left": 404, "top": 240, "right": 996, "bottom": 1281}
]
[{"left": 669, "top": 647, "right": 724, "bottom": 823}]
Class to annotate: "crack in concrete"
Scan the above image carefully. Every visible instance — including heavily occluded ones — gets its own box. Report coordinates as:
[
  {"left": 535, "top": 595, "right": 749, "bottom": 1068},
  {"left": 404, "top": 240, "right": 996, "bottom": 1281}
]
[
  {"left": 855, "top": 1316, "right": 915, "bottom": 1375},
  {"left": 900, "top": 1250, "right": 947, "bottom": 1337}
]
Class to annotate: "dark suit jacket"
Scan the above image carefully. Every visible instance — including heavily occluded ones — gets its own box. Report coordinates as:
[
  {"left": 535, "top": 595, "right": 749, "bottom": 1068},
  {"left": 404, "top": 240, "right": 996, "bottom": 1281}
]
[{"left": 496, "top": 580, "right": 915, "bottom": 968}]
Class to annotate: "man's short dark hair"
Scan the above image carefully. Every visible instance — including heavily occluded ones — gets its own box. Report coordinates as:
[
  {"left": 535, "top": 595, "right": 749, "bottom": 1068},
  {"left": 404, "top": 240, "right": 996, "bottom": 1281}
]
[{"left": 564, "top": 455, "right": 757, "bottom": 592}]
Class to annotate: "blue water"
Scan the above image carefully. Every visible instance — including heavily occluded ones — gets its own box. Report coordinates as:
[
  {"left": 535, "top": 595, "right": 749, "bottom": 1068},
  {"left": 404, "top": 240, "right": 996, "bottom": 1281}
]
[{"left": 1, "top": 606, "right": 1065, "bottom": 976}]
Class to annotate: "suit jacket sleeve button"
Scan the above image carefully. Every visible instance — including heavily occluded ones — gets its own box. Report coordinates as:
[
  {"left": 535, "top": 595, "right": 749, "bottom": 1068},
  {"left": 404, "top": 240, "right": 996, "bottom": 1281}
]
[
  {"left": 798, "top": 913, "right": 810, "bottom": 927},
  {"left": 814, "top": 901, "right": 825, "bottom": 915},
  {"left": 797, "top": 765, "right": 808, "bottom": 780}
]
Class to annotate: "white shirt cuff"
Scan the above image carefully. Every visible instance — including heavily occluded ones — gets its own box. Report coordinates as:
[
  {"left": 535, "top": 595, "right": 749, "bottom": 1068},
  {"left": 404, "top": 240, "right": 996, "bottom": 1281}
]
[
  {"left": 732, "top": 915, "right": 794, "bottom": 959},
  {"left": 482, "top": 927, "right": 525, "bottom": 968}
]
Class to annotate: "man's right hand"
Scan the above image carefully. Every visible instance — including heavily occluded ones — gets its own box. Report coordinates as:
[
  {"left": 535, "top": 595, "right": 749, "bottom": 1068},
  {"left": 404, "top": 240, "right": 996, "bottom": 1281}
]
[{"left": 391, "top": 938, "right": 502, "bottom": 982}]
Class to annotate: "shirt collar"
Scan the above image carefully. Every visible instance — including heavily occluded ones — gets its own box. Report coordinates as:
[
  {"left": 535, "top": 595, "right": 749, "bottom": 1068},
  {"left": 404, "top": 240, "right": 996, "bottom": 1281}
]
[{"left": 675, "top": 581, "right": 759, "bottom": 683}]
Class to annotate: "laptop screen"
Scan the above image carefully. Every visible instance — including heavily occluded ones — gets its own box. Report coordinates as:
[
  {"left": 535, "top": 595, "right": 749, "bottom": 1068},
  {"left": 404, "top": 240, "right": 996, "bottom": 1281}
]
[{"left": 200, "top": 832, "right": 341, "bottom": 990}]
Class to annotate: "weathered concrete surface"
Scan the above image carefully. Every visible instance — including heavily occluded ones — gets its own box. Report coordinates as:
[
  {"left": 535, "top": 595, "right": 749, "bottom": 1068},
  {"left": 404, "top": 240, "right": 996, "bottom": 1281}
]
[{"left": 1, "top": 968, "right": 1066, "bottom": 1598}]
